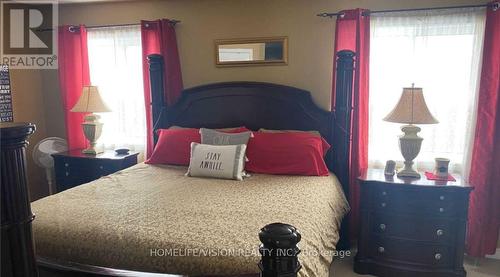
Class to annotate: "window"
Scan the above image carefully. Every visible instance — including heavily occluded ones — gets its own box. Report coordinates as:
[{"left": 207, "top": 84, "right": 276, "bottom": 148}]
[
  {"left": 368, "top": 9, "right": 485, "bottom": 177},
  {"left": 87, "top": 26, "right": 145, "bottom": 154}
]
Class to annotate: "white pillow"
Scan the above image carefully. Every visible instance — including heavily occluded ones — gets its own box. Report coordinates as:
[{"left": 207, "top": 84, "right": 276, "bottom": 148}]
[{"left": 186, "top": 142, "right": 247, "bottom": 181}]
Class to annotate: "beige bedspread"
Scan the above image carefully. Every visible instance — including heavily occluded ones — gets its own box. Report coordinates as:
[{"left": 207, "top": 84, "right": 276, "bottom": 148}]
[{"left": 31, "top": 163, "right": 349, "bottom": 277}]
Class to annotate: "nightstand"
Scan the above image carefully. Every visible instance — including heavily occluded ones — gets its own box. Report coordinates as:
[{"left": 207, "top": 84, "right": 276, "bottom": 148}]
[
  {"left": 52, "top": 150, "right": 139, "bottom": 192},
  {"left": 354, "top": 169, "right": 472, "bottom": 277}
]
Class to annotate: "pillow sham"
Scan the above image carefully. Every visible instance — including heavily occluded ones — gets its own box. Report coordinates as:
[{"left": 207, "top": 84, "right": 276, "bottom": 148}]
[
  {"left": 245, "top": 132, "right": 330, "bottom": 176},
  {"left": 200, "top": 128, "right": 253, "bottom": 146},
  {"left": 258, "top": 128, "right": 330, "bottom": 156},
  {"left": 145, "top": 128, "right": 200, "bottom": 165},
  {"left": 146, "top": 127, "right": 251, "bottom": 165},
  {"left": 186, "top": 143, "right": 247, "bottom": 181},
  {"left": 259, "top": 128, "right": 321, "bottom": 137},
  {"left": 170, "top": 126, "right": 250, "bottom": 132}
]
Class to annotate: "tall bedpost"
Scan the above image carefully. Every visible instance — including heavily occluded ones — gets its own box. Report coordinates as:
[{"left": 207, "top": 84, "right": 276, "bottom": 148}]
[
  {"left": 1, "top": 122, "right": 38, "bottom": 277},
  {"left": 259, "top": 223, "right": 302, "bottom": 277},
  {"left": 332, "top": 50, "right": 355, "bottom": 251},
  {"left": 147, "top": 54, "right": 167, "bottom": 145}
]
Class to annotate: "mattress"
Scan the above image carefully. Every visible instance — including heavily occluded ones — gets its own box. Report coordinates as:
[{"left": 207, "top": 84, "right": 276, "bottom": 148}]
[{"left": 31, "top": 163, "right": 349, "bottom": 277}]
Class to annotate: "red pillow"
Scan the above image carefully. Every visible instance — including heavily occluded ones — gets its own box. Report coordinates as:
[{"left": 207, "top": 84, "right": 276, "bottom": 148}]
[
  {"left": 245, "top": 132, "right": 330, "bottom": 176},
  {"left": 145, "top": 127, "right": 251, "bottom": 165}
]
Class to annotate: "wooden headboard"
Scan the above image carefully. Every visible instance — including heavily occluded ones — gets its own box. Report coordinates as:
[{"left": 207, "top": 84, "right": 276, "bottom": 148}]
[{"left": 147, "top": 51, "right": 355, "bottom": 249}]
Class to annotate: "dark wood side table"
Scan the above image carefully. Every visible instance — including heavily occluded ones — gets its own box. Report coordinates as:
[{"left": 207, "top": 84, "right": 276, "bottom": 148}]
[
  {"left": 1, "top": 122, "right": 38, "bottom": 277},
  {"left": 354, "top": 169, "right": 472, "bottom": 277},
  {"left": 52, "top": 150, "right": 139, "bottom": 192}
]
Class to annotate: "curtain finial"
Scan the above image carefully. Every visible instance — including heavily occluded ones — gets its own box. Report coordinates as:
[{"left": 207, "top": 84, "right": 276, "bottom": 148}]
[{"left": 491, "top": 1, "right": 499, "bottom": 11}]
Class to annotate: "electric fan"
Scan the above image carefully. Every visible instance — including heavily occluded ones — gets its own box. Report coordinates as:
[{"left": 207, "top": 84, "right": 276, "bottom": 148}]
[{"left": 32, "top": 137, "right": 68, "bottom": 195}]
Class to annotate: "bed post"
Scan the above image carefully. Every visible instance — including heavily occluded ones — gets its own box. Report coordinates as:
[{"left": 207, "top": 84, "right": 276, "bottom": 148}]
[
  {"left": 1, "top": 123, "right": 38, "bottom": 277},
  {"left": 259, "top": 223, "right": 302, "bottom": 277},
  {"left": 148, "top": 54, "right": 167, "bottom": 146},
  {"left": 332, "top": 50, "right": 355, "bottom": 251}
]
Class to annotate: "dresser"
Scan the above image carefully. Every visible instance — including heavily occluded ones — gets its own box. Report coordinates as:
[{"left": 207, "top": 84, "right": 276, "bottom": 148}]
[
  {"left": 354, "top": 169, "right": 472, "bottom": 277},
  {"left": 52, "top": 150, "right": 139, "bottom": 192}
]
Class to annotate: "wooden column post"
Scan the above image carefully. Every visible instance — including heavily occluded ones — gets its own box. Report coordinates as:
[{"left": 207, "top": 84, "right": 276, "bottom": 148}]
[
  {"left": 332, "top": 50, "right": 356, "bottom": 251},
  {"left": 1, "top": 122, "right": 38, "bottom": 277},
  {"left": 148, "top": 54, "right": 166, "bottom": 146}
]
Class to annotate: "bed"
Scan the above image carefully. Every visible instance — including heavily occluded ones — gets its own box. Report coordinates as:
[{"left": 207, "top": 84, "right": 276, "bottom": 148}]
[
  {"left": 33, "top": 50, "right": 357, "bottom": 276},
  {"left": 33, "top": 164, "right": 348, "bottom": 276}
]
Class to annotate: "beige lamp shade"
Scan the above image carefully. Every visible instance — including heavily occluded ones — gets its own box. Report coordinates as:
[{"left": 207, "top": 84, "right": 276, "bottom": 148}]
[
  {"left": 70, "top": 86, "right": 111, "bottom": 113},
  {"left": 383, "top": 87, "right": 438, "bottom": 124}
]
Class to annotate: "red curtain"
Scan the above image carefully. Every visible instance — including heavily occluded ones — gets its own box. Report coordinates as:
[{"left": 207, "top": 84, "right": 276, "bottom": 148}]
[
  {"left": 331, "top": 9, "right": 370, "bottom": 239},
  {"left": 467, "top": 2, "right": 500, "bottom": 258},
  {"left": 58, "top": 25, "right": 90, "bottom": 150},
  {"left": 141, "top": 19, "right": 183, "bottom": 158}
]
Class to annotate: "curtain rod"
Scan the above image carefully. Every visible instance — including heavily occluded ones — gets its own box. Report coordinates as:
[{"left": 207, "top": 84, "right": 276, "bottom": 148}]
[
  {"left": 317, "top": 2, "right": 498, "bottom": 18},
  {"left": 36, "top": 20, "right": 180, "bottom": 32}
]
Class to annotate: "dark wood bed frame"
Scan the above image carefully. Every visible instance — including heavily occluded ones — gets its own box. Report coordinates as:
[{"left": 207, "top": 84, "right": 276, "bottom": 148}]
[
  {"left": 149, "top": 50, "right": 355, "bottom": 250},
  {"left": 31, "top": 50, "right": 356, "bottom": 277}
]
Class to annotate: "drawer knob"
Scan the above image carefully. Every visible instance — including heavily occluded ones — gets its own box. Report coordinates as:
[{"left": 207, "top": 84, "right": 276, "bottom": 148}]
[
  {"left": 65, "top": 163, "right": 69, "bottom": 167},
  {"left": 439, "top": 208, "right": 444, "bottom": 213},
  {"left": 99, "top": 166, "right": 104, "bottom": 170},
  {"left": 382, "top": 191, "right": 387, "bottom": 196},
  {"left": 435, "top": 253, "right": 442, "bottom": 260},
  {"left": 440, "top": 195, "right": 445, "bottom": 200},
  {"left": 379, "top": 224, "right": 386, "bottom": 231},
  {"left": 65, "top": 172, "right": 69, "bottom": 176},
  {"left": 381, "top": 202, "right": 386, "bottom": 208},
  {"left": 437, "top": 229, "right": 444, "bottom": 236},
  {"left": 378, "top": 246, "right": 385, "bottom": 253}
]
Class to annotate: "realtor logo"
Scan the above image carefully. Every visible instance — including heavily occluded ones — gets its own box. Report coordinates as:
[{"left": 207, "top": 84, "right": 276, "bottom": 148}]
[{"left": 1, "top": 1, "right": 58, "bottom": 69}]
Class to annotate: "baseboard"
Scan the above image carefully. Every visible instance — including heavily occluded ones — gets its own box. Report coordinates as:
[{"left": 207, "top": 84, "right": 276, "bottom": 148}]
[{"left": 486, "top": 248, "right": 500, "bottom": 260}]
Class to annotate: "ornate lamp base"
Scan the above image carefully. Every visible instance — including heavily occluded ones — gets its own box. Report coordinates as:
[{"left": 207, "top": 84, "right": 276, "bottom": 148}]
[
  {"left": 81, "top": 113, "right": 103, "bottom": 155},
  {"left": 397, "top": 124, "right": 423, "bottom": 179}
]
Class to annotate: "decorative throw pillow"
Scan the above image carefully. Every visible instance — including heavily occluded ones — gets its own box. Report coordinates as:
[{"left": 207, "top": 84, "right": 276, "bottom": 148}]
[
  {"left": 200, "top": 128, "right": 253, "bottom": 146},
  {"left": 186, "top": 143, "right": 247, "bottom": 181}
]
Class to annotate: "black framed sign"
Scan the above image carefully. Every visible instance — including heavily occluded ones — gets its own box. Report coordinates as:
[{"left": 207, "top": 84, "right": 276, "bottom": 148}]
[{"left": 0, "top": 64, "right": 13, "bottom": 122}]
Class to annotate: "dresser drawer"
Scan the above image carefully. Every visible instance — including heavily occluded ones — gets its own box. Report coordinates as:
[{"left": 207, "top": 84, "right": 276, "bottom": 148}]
[
  {"left": 370, "top": 186, "right": 460, "bottom": 217},
  {"left": 372, "top": 213, "right": 454, "bottom": 243},
  {"left": 92, "top": 161, "right": 121, "bottom": 177},
  {"left": 370, "top": 235, "right": 453, "bottom": 268}
]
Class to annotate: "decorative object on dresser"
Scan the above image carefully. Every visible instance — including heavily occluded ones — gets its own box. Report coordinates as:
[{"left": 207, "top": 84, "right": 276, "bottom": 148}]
[
  {"left": 354, "top": 169, "right": 472, "bottom": 277},
  {"left": 52, "top": 150, "right": 138, "bottom": 192},
  {"left": 384, "top": 160, "right": 396, "bottom": 176},
  {"left": 1, "top": 122, "right": 38, "bottom": 277},
  {"left": 383, "top": 85, "right": 438, "bottom": 178},
  {"left": 434, "top": 158, "right": 451, "bottom": 179},
  {"left": 70, "top": 85, "right": 111, "bottom": 155}
]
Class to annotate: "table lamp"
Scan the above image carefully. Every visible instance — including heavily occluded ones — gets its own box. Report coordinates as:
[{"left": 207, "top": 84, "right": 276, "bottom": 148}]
[
  {"left": 383, "top": 85, "right": 438, "bottom": 178},
  {"left": 70, "top": 85, "right": 111, "bottom": 155}
]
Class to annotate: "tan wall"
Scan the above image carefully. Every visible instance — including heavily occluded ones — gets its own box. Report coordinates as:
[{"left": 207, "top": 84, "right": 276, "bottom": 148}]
[
  {"left": 10, "top": 70, "right": 49, "bottom": 200},
  {"left": 56, "top": 0, "right": 488, "bottom": 111},
  {"left": 12, "top": 0, "right": 489, "bottom": 200}
]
